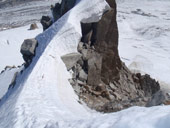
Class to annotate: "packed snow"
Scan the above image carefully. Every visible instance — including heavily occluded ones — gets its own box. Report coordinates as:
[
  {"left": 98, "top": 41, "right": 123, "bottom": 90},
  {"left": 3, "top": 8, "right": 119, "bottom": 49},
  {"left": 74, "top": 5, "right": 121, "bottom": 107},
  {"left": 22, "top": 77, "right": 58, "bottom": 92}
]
[{"left": 0, "top": 0, "right": 170, "bottom": 128}]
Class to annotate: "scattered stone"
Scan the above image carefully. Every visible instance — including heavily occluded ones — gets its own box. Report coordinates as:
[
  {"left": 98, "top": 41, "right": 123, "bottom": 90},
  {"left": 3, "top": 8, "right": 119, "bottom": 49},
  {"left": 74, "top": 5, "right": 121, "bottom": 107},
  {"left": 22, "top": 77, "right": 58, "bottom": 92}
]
[
  {"left": 87, "top": 52, "right": 102, "bottom": 86},
  {"left": 41, "top": 0, "right": 76, "bottom": 31},
  {"left": 29, "top": 23, "right": 38, "bottom": 30},
  {"left": 147, "top": 90, "right": 170, "bottom": 106}
]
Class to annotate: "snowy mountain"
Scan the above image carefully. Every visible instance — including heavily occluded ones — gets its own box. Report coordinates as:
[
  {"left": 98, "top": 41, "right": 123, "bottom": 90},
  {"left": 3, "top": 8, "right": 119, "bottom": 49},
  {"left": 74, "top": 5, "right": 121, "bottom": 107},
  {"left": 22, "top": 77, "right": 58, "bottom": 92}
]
[{"left": 0, "top": 0, "right": 170, "bottom": 128}]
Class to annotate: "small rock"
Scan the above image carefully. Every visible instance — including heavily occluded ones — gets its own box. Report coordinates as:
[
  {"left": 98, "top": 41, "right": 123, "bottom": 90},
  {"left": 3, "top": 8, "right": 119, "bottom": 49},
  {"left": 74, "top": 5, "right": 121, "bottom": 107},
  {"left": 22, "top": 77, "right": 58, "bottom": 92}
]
[
  {"left": 81, "top": 49, "right": 88, "bottom": 60},
  {"left": 9, "top": 72, "right": 18, "bottom": 89},
  {"left": 146, "top": 90, "right": 170, "bottom": 107},
  {"left": 77, "top": 42, "right": 84, "bottom": 52},
  {"left": 20, "top": 38, "right": 38, "bottom": 56},
  {"left": 40, "top": 16, "right": 53, "bottom": 31},
  {"left": 20, "top": 38, "right": 38, "bottom": 65},
  {"left": 78, "top": 69, "right": 88, "bottom": 82}
]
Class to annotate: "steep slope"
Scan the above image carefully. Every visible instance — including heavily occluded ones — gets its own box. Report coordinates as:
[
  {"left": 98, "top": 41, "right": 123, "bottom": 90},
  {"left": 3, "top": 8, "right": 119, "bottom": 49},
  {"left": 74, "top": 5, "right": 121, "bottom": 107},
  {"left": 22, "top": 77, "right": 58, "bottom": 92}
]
[
  {"left": 0, "top": 0, "right": 109, "bottom": 127},
  {"left": 0, "top": 24, "right": 42, "bottom": 72},
  {"left": 0, "top": 0, "right": 170, "bottom": 128}
]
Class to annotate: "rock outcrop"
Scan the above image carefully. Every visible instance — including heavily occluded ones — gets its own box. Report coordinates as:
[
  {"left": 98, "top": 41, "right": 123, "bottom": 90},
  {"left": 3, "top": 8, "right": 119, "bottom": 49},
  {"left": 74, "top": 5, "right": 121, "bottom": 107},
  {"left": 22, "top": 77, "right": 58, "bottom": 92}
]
[
  {"left": 41, "top": 0, "right": 76, "bottom": 31},
  {"left": 20, "top": 38, "right": 38, "bottom": 67},
  {"left": 62, "top": 0, "right": 161, "bottom": 112},
  {"left": 40, "top": 16, "right": 53, "bottom": 31}
]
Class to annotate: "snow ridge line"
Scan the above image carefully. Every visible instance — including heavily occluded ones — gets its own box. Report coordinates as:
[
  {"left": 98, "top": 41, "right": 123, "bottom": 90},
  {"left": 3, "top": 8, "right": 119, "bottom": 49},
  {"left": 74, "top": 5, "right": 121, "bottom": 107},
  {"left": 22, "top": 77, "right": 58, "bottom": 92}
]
[{"left": 0, "top": 0, "right": 109, "bottom": 127}]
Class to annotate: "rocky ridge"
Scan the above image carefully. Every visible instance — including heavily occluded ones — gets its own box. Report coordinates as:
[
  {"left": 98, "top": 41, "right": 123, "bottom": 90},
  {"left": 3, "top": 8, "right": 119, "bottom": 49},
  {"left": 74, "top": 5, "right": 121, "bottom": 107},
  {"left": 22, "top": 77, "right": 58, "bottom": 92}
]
[
  {"left": 61, "top": 0, "right": 168, "bottom": 112},
  {"left": 19, "top": 0, "right": 170, "bottom": 112}
]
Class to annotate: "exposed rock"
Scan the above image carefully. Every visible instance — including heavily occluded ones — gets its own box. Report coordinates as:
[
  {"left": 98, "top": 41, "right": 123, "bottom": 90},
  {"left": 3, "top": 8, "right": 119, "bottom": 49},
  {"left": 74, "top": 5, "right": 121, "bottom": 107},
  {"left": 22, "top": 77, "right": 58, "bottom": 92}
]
[
  {"left": 77, "top": 42, "right": 84, "bottom": 52},
  {"left": 65, "top": 0, "right": 161, "bottom": 113},
  {"left": 137, "top": 74, "right": 160, "bottom": 97},
  {"left": 40, "top": 16, "right": 53, "bottom": 31},
  {"left": 61, "top": 53, "right": 82, "bottom": 70},
  {"left": 20, "top": 38, "right": 38, "bottom": 66},
  {"left": 41, "top": 0, "right": 76, "bottom": 31},
  {"left": 78, "top": 69, "right": 88, "bottom": 82},
  {"left": 29, "top": 23, "right": 38, "bottom": 30},
  {"left": 51, "top": 3, "right": 61, "bottom": 22},
  {"left": 87, "top": 51, "right": 102, "bottom": 86},
  {"left": 147, "top": 90, "right": 170, "bottom": 106},
  {"left": 5, "top": 65, "right": 16, "bottom": 70}
]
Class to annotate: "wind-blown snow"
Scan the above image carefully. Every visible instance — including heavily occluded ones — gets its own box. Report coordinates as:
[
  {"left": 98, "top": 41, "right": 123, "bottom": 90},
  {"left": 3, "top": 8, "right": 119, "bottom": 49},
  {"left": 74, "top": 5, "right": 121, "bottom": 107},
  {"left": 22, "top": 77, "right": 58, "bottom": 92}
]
[{"left": 0, "top": 0, "right": 170, "bottom": 128}]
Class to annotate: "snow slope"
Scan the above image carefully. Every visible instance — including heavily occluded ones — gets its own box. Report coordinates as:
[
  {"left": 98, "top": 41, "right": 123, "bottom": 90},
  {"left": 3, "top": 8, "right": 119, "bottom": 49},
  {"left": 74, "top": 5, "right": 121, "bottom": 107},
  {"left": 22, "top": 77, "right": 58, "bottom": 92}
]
[
  {"left": 0, "top": 0, "right": 170, "bottom": 128},
  {"left": 0, "top": 24, "right": 42, "bottom": 72},
  {"left": 0, "top": 67, "right": 23, "bottom": 99},
  {"left": 117, "top": 0, "right": 170, "bottom": 89}
]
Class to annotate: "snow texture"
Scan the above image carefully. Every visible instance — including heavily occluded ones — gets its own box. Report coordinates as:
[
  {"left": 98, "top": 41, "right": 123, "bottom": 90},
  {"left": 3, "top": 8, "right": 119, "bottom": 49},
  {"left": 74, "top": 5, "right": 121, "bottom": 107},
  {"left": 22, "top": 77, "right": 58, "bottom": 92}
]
[
  {"left": 0, "top": 0, "right": 170, "bottom": 128},
  {"left": 0, "top": 24, "right": 42, "bottom": 72}
]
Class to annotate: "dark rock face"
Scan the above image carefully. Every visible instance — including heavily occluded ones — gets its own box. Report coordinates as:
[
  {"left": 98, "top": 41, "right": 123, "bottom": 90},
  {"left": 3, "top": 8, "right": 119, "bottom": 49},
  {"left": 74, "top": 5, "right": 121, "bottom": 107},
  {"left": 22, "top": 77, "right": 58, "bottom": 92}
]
[
  {"left": 40, "top": 16, "right": 53, "bottom": 31},
  {"left": 41, "top": 0, "right": 76, "bottom": 31},
  {"left": 62, "top": 0, "right": 161, "bottom": 112},
  {"left": 60, "top": 0, "right": 76, "bottom": 15},
  {"left": 20, "top": 38, "right": 38, "bottom": 67}
]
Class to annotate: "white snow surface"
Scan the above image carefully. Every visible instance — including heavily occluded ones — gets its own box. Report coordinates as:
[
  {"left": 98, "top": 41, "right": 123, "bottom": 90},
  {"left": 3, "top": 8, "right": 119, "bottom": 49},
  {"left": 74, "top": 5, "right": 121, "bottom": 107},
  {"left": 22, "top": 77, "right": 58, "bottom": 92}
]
[
  {"left": 0, "top": 67, "right": 22, "bottom": 99},
  {"left": 0, "top": 24, "right": 43, "bottom": 72},
  {"left": 117, "top": 0, "right": 170, "bottom": 89},
  {"left": 0, "top": 0, "right": 170, "bottom": 128}
]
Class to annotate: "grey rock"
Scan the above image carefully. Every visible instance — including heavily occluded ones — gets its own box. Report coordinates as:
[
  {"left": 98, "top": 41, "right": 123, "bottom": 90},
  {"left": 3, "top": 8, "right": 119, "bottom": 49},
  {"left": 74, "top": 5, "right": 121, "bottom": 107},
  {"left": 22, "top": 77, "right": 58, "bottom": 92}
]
[
  {"left": 20, "top": 38, "right": 38, "bottom": 66},
  {"left": 78, "top": 69, "right": 88, "bottom": 82},
  {"left": 29, "top": 23, "right": 38, "bottom": 30},
  {"left": 20, "top": 38, "right": 38, "bottom": 56},
  {"left": 77, "top": 42, "right": 84, "bottom": 52},
  {"left": 68, "top": 0, "right": 161, "bottom": 113},
  {"left": 87, "top": 52, "right": 102, "bottom": 86},
  {"left": 147, "top": 90, "right": 170, "bottom": 106},
  {"left": 61, "top": 53, "right": 82, "bottom": 70},
  {"left": 40, "top": 16, "right": 53, "bottom": 31},
  {"left": 81, "top": 49, "right": 88, "bottom": 60}
]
